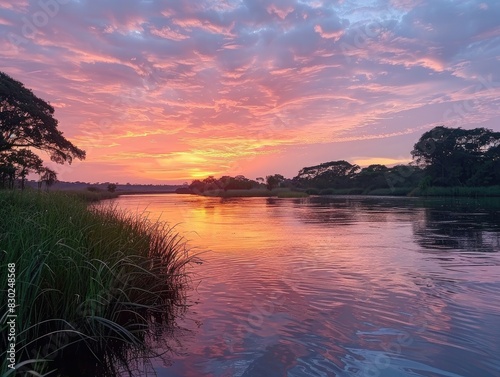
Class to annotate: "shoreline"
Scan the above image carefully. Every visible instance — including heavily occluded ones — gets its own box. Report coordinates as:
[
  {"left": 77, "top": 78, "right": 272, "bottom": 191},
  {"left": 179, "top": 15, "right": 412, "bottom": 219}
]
[{"left": 170, "top": 185, "right": 500, "bottom": 199}]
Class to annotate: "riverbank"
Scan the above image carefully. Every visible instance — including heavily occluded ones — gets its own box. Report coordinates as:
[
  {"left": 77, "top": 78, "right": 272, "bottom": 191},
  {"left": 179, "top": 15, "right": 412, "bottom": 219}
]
[
  {"left": 197, "top": 188, "right": 309, "bottom": 198},
  {"left": 0, "top": 190, "right": 192, "bottom": 376},
  {"left": 181, "top": 185, "right": 500, "bottom": 198},
  {"left": 303, "top": 186, "right": 500, "bottom": 197},
  {"left": 412, "top": 185, "right": 500, "bottom": 197}
]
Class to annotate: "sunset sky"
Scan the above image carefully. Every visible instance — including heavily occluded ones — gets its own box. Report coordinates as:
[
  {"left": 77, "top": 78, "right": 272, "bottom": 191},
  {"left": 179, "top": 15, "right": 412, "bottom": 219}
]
[{"left": 1, "top": 0, "right": 500, "bottom": 183}]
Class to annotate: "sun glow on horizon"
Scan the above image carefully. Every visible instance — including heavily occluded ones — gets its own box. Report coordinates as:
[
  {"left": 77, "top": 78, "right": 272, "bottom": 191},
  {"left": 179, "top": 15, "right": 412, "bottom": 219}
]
[{"left": 353, "top": 157, "right": 413, "bottom": 168}]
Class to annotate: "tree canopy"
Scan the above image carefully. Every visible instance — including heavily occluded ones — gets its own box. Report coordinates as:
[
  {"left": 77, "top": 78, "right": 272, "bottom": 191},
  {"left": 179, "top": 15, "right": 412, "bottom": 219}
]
[
  {"left": 266, "top": 174, "right": 284, "bottom": 190},
  {"left": 0, "top": 71, "right": 85, "bottom": 164},
  {"left": 293, "top": 160, "right": 360, "bottom": 189},
  {"left": 187, "top": 175, "right": 261, "bottom": 193},
  {"left": 412, "top": 126, "right": 500, "bottom": 186},
  {"left": 1, "top": 71, "right": 86, "bottom": 189}
]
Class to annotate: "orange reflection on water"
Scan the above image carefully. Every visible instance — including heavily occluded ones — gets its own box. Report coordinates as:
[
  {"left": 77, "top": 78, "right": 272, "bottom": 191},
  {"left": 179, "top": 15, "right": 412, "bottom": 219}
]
[{"left": 109, "top": 194, "right": 500, "bottom": 377}]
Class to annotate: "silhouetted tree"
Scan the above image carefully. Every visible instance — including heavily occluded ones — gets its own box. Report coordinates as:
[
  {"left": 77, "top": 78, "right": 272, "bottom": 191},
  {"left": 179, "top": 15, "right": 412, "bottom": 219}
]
[
  {"left": 266, "top": 174, "right": 284, "bottom": 190},
  {"left": 0, "top": 164, "right": 15, "bottom": 189},
  {"left": 107, "top": 183, "right": 117, "bottom": 193},
  {"left": 188, "top": 175, "right": 258, "bottom": 192},
  {"left": 0, "top": 71, "right": 85, "bottom": 163},
  {"left": 293, "top": 160, "right": 360, "bottom": 189},
  {"left": 353, "top": 164, "right": 389, "bottom": 189},
  {"left": 412, "top": 126, "right": 500, "bottom": 186},
  {"left": 38, "top": 167, "right": 58, "bottom": 191},
  {"left": 225, "top": 175, "right": 253, "bottom": 190},
  {"left": 189, "top": 179, "right": 205, "bottom": 193},
  {"left": 1, "top": 148, "right": 43, "bottom": 189}
]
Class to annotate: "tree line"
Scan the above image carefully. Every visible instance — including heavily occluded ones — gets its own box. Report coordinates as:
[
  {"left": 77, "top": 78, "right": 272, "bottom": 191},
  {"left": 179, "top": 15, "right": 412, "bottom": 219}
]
[
  {"left": 185, "top": 126, "right": 500, "bottom": 195},
  {"left": 181, "top": 174, "right": 286, "bottom": 194}
]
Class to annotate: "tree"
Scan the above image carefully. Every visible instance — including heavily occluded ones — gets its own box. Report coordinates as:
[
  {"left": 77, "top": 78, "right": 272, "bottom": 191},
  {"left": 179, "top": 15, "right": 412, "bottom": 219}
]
[
  {"left": 353, "top": 164, "right": 389, "bottom": 189},
  {"left": 0, "top": 71, "right": 85, "bottom": 164},
  {"left": 266, "top": 174, "right": 284, "bottom": 190},
  {"left": 293, "top": 160, "right": 360, "bottom": 189},
  {"left": 189, "top": 179, "right": 205, "bottom": 193},
  {"left": 107, "top": 183, "right": 117, "bottom": 193},
  {"left": 189, "top": 175, "right": 258, "bottom": 192},
  {"left": 223, "top": 175, "right": 253, "bottom": 191},
  {"left": 38, "top": 167, "right": 58, "bottom": 191},
  {"left": 1, "top": 148, "right": 43, "bottom": 189},
  {"left": 0, "top": 164, "right": 15, "bottom": 189},
  {"left": 412, "top": 126, "right": 500, "bottom": 186}
]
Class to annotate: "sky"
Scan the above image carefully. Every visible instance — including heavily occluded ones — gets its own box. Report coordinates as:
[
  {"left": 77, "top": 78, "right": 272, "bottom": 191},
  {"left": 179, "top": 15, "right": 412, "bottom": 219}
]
[{"left": 1, "top": 0, "right": 500, "bottom": 184}]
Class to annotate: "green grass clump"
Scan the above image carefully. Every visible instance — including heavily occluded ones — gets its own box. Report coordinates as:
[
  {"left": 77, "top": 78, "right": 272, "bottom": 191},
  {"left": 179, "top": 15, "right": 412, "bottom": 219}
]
[
  {"left": 366, "top": 187, "right": 414, "bottom": 196},
  {"left": 276, "top": 191, "right": 309, "bottom": 198},
  {"left": 413, "top": 185, "right": 500, "bottom": 197},
  {"left": 0, "top": 190, "right": 192, "bottom": 376},
  {"left": 68, "top": 189, "right": 120, "bottom": 202}
]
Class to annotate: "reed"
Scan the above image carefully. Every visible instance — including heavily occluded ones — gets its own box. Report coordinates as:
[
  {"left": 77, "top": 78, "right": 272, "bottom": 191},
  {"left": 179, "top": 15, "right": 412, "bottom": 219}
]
[{"left": 0, "top": 190, "right": 192, "bottom": 376}]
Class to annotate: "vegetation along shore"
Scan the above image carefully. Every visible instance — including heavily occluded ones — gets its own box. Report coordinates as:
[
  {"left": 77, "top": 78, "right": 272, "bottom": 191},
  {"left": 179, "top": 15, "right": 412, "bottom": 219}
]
[
  {"left": 0, "top": 190, "right": 192, "bottom": 376},
  {"left": 1, "top": 72, "right": 193, "bottom": 376},
  {"left": 178, "top": 126, "right": 500, "bottom": 198}
]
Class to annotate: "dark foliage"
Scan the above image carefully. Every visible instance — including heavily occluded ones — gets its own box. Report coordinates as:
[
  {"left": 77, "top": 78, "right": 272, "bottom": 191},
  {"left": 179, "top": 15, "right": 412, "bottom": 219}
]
[
  {"left": 293, "top": 160, "right": 360, "bottom": 189},
  {"left": 188, "top": 175, "right": 262, "bottom": 193},
  {"left": 0, "top": 71, "right": 85, "bottom": 164},
  {"left": 412, "top": 126, "right": 500, "bottom": 186}
]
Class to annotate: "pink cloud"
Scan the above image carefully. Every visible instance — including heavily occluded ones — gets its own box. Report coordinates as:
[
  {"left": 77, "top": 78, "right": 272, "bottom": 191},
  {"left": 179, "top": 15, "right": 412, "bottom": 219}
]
[{"left": 0, "top": 0, "right": 499, "bottom": 183}]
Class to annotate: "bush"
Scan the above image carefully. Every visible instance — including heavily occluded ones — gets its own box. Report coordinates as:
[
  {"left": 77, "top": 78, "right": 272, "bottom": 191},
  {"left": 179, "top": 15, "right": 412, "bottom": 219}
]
[{"left": 319, "top": 189, "right": 334, "bottom": 195}]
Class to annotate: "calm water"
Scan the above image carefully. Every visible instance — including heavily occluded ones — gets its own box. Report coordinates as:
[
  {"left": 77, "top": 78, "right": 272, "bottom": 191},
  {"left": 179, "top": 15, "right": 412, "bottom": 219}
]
[{"left": 111, "top": 195, "right": 500, "bottom": 377}]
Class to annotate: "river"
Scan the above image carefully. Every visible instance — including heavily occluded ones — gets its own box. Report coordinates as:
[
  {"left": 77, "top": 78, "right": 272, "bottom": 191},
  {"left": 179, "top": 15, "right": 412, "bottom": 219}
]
[{"left": 111, "top": 194, "right": 500, "bottom": 377}]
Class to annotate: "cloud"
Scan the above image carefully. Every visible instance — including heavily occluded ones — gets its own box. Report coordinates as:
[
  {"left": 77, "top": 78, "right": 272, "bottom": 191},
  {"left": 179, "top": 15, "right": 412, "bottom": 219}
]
[{"left": 0, "top": 0, "right": 499, "bottom": 182}]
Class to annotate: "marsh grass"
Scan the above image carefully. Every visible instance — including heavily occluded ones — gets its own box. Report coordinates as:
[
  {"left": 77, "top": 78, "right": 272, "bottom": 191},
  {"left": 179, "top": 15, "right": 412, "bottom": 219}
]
[
  {"left": 305, "top": 187, "right": 414, "bottom": 196},
  {"left": 275, "top": 191, "right": 309, "bottom": 198},
  {"left": 366, "top": 187, "right": 414, "bottom": 196},
  {"left": 70, "top": 189, "right": 120, "bottom": 202},
  {"left": 412, "top": 186, "right": 500, "bottom": 197},
  {"left": 0, "top": 191, "right": 192, "bottom": 376}
]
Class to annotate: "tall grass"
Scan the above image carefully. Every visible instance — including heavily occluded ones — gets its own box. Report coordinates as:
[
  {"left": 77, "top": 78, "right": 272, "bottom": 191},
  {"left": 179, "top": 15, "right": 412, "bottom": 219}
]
[
  {"left": 275, "top": 190, "right": 309, "bottom": 198},
  {"left": 412, "top": 185, "right": 500, "bottom": 197},
  {"left": 67, "top": 189, "right": 120, "bottom": 202},
  {"left": 0, "top": 191, "right": 192, "bottom": 376},
  {"left": 366, "top": 187, "right": 414, "bottom": 196}
]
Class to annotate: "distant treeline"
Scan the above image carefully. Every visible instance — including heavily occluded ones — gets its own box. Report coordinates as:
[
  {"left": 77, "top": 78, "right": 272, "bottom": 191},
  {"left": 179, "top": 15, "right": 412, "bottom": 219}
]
[
  {"left": 183, "top": 126, "right": 500, "bottom": 196},
  {"left": 21, "top": 180, "right": 182, "bottom": 193}
]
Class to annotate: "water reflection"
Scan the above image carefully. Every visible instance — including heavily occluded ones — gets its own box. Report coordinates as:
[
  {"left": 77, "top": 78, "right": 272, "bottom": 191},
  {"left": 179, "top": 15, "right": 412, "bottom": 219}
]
[
  {"left": 413, "top": 207, "right": 500, "bottom": 252},
  {"left": 111, "top": 195, "right": 500, "bottom": 377}
]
